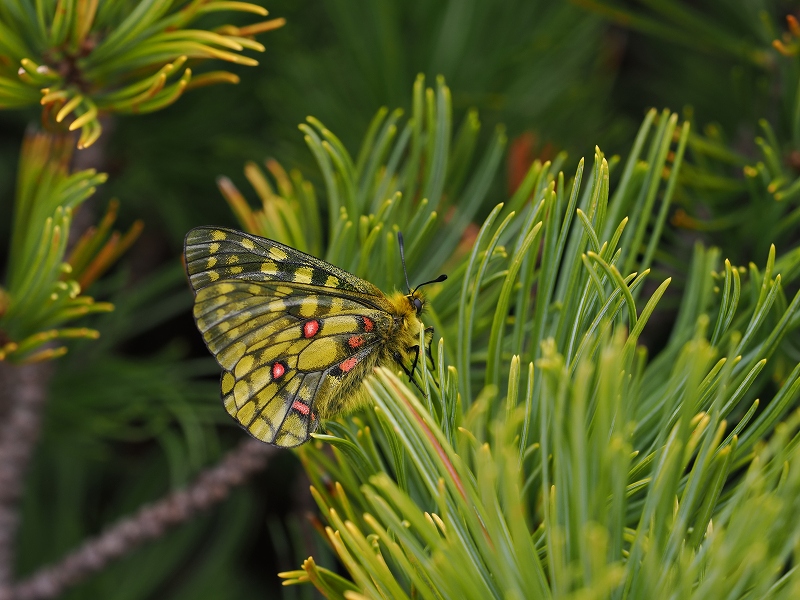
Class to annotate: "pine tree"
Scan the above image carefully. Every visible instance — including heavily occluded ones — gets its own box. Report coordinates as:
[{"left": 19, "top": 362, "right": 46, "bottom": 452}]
[{"left": 2, "top": 2, "right": 800, "bottom": 599}]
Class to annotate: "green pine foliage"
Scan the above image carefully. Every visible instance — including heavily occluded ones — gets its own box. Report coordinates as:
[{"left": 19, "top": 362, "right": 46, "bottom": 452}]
[
  {"left": 249, "top": 81, "right": 800, "bottom": 597},
  {"left": 0, "top": 0, "right": 282, "bottom": 147},
  {"left": 0, "top": 131, "right": 128, "bottom": 362}
]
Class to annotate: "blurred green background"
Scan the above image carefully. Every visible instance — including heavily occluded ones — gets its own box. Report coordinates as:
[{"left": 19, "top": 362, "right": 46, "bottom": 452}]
[{"left": 2, "top": 0, "right": 797, "bottom": 598}]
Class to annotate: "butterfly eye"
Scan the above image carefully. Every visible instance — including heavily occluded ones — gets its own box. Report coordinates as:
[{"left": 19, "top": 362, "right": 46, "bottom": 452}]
[{"left": 413, "top": 297, "right": 423, "bottom": 313}]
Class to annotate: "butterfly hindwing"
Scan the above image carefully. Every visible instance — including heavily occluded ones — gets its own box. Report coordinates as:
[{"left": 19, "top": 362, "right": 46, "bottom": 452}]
[
  {"left": 214, "top": 307, "right": 386, "bottom": 447},
  {"left": 221, "top": 368, "right": 324, "bottom": 447},
  {"left": 220, "top": 340, "right": 383, "bottom": 447},
  {"left": 184, "top": 227, "right": 398, "bottom": 447}
]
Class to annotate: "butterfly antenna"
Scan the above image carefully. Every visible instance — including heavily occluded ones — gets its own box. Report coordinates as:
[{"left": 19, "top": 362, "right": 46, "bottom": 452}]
[
  {"left": 412, "top": 273, "right": 448, "bottom": 294},
  {"left": 398, "top": 231, "right": 412, "bottom": 294}
]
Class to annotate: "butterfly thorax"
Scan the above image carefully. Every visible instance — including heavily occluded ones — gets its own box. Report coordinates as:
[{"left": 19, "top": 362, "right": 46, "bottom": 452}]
[{"left": 385, "top": 290, "right": 427, "bottom": 348}]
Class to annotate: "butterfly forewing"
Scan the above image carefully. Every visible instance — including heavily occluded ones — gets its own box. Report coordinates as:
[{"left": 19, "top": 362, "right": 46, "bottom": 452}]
[
  {"left": 184, "top": 227, "right": 395, "bottom": 447},
  {"left": 185, "top": 227, "right": 384, "bottom": 299}
]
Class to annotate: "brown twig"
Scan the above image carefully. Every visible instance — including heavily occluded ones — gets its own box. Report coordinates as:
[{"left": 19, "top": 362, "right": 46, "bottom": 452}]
[
  {"left": 0, "top": 361, "right": 54, "bottom": 595},
  {"left": 8, "top": 437, "right": 274, "bottom": 600}
]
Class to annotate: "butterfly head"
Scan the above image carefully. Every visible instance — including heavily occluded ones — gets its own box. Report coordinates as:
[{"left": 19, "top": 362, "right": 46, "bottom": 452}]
[
  {"left": 398, "top": 232, "right": 446, "bottom": 316},
  {"left": 408, "top": 292, "right": 425, "bottom": 316}
]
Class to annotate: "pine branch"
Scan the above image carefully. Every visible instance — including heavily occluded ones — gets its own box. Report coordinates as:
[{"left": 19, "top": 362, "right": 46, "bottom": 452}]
[
  {"left": 4, "top": 438, "right": 274, "bottom": 600},
  {"left": 0, "top": 361, "right": 53, "bottom": 592},
  {"left": 0, "top": 1, "right": 284, "bottom": 148}
]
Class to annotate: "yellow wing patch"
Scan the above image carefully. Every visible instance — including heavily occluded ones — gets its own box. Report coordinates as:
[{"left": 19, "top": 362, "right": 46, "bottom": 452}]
[{"left": 293, "top": 266, "right": 314, "bottom": 284}]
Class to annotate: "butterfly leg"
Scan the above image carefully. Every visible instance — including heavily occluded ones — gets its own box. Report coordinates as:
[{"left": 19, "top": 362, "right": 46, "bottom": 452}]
[
  {"left": 409, "top": 344, "right": 420, "bottom": 380},
  {"left": 394, "top": 350, "right": 425, "bottom": 395}
]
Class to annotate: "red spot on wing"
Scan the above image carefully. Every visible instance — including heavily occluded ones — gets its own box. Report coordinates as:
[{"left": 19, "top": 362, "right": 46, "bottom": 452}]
[
  {"left": 272, "top": 362, "right": 286, "bottom": 379},
  {"left": 348, "top": 335, "right": 364, "bottom": 348},
  {"left": 292, "top": 400, "right": 310, "bottom": 415},
  {"left": 362, "top": 316, "right": 374, "bottom": 332},
  {"left": 340, "top": 356, "right": 358, "bottom": 372},
  {"left": 303, "top": 319, "right": 320, "bottom": 338}
]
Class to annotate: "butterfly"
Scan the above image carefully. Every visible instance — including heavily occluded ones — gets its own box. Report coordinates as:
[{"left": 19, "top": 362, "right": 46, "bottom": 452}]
[{"left": 183, "top": 227, "right": 446, "bottom": 448}]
